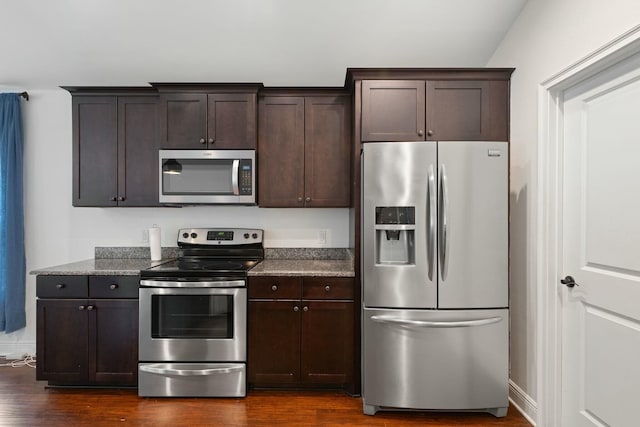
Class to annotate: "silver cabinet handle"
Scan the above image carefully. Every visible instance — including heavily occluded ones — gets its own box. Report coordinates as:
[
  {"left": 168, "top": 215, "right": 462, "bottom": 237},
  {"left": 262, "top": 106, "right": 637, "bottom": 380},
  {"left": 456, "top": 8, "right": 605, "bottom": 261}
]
[
  {"left": 293, "top": 306, "right": 299, "bottom": 312},
  {"left": 208, "top": 138, "right": 214, "bottom": 144},
  {"left": 324, "top": 285, "right": 331, "bottom": 292},
  {"left": 427, "top": 164, "right": 436, "bottom": 281},
  {"left": 371, "top": 315, "right": 502, "bottom": 328},
  {"left": 231, "top": 159, "right": 240, "bottom": 195},
  {"left": 139, "top": 364, "right": 243, "bottom": 376},
  {"left": 199, "top": 138, "right": 206, "bottom": 144},
  {"left": 303, "top": 306, "right": 309, "bottom": 312},
  {"left": 271, "top": 285, "right": 278, "bottom": 291},
  {"left": 439, "top": 164, "right": 450, "bottom": 281}
]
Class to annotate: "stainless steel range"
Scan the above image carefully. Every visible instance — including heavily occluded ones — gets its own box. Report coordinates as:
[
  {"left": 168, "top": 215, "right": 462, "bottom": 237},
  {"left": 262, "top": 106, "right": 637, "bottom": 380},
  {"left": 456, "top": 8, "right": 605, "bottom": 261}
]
[{"left": 138, "top": 228, "right": 263, "bottom": 397}]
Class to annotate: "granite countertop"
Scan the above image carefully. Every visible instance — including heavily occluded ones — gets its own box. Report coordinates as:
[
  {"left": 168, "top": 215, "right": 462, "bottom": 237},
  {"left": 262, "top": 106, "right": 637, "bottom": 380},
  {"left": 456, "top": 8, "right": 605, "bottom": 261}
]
[
  {"left": 30, "top": 247, "right": 355, "bottom": 277},
  {"left": 248, "top": 258, "right": 354, "bottom": 277},
  {"left": 30, "top": 258, "right": 172, "bottom": 276}
]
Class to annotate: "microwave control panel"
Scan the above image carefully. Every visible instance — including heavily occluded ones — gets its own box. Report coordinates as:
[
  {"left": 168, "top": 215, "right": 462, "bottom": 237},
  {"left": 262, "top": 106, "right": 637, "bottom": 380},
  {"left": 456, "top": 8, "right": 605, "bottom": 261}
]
[{"left": 239, "top": 159, "right": 253, "bottom": 195}]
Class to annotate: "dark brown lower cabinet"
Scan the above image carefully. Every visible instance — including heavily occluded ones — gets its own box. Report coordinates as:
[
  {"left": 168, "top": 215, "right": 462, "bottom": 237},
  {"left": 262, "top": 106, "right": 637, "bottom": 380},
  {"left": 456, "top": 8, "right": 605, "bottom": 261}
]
[
  {"left": 36, "top": 275, "right": 138, "bottom": 387},
  {"left": 248, "top": 276, "right": 354, "bottom": 390}
]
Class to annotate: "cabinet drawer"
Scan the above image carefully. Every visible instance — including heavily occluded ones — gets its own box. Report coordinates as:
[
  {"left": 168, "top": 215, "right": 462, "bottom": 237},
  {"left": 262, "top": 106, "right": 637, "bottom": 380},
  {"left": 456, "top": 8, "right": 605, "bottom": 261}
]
[
  {"left": 89, "top": 276, "right": 139, "bottom": 299},
  {"left": 249, "top": 277, "right": 301, "bottom": 299},
  {"left": 36, "top": 276, "right": 88, "bottom": 298},
  {"left": 303, "top": 277, "right": 354, "bottom": 300}
]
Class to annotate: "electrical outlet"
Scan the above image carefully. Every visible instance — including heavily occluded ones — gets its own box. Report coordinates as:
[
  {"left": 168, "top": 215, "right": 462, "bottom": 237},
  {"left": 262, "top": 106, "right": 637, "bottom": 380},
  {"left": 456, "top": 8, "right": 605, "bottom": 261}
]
[
  {"left": 141, "top": 229, "right": 149, "bottom": 243},
  {"left": 318, "top": 230, "right": 327, "bottom": 244}
]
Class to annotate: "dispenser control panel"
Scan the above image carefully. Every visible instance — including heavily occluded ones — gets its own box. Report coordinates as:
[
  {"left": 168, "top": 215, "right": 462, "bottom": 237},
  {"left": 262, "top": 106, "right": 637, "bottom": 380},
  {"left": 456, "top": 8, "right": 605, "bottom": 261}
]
[{"left": 375, "top": 207, "right": 415, "bottom": 225}]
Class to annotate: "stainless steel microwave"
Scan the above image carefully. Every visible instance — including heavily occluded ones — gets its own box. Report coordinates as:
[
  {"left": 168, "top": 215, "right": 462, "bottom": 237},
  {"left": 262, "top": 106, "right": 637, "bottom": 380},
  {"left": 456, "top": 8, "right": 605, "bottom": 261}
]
[{"left": 159, "top": 150, "right": 255, "bottom": 204}]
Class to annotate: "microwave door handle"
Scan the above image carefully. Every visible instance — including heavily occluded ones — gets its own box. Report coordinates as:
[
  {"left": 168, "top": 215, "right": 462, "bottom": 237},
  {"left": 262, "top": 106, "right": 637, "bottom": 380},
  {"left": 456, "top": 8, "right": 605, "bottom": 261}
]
[{"left": 231, "top": 160, "right": 240, "bottom": 195}]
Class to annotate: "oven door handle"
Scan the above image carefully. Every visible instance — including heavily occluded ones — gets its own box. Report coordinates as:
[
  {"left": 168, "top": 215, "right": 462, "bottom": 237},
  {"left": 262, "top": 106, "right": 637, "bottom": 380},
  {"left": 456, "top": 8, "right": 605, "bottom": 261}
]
[
  {"left": 139, "top": 364, "right": 243, "bottom": 376},
  {"left": 140, "top": 279, "right": 245, "bottom": 288}
]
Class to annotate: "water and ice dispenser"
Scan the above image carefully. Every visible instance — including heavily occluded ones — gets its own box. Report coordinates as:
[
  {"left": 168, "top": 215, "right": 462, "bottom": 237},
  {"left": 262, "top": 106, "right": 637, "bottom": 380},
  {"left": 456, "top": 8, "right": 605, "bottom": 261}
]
[{"left": 374, "top": 207, "right": 415, "bottom": 265}]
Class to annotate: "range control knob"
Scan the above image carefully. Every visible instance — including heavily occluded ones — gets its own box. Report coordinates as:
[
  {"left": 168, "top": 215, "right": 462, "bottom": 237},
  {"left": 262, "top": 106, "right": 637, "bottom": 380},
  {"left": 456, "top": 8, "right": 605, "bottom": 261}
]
[
  {"left": 182, "top": 232, "right": 189, "bottom": 238},
  {"left": 190, "top": 232, "right": 198, "bottom": 239},
  {"left": 252, "top": 233, "right": 258, "bottom": 239},
  {"left": 244, "top": 233, "right": 250, "bottom": 239}
]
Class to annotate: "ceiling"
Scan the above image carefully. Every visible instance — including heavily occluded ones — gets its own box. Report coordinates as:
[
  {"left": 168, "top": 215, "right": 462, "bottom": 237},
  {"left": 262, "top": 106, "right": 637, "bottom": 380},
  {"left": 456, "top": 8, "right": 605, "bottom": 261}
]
[{"left": 0, "top": 0, "right": 527, "bottom": 89}]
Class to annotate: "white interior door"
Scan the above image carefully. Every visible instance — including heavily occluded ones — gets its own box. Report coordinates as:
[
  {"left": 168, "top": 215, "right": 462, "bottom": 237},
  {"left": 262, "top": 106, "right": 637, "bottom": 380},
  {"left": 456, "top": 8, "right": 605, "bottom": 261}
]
[{"left": 561, "top": 60, "right": 640, "bottom": 427}]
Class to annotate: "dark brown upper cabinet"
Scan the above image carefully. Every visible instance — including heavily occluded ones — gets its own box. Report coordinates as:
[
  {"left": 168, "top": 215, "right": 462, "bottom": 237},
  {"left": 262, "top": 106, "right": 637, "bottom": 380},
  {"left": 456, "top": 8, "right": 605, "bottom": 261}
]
[
  {"left": 65, "top": 88, "right": 159, "bottom": 207},
  {"left": 358, "top": 72, "right": 512, "bottom": 142},
  {"left": 153, "top": 84, "right": 261, "bottom": 149},
  {"left": 258, "top": 90, "right": 351, "bottom": 208}
]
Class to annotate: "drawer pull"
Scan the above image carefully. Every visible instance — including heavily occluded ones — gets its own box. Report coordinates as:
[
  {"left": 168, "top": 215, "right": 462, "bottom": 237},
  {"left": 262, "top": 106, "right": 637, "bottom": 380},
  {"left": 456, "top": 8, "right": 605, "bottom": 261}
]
[
  {"left": 56, "top": 284, "right": 65, "bottom": 289},
  {"left": 271, "top": 285, "right": 278, "bottom": 291},
  {"left": 78, "top": 305, "right": 85, "bottom": 311},
  {"left": 303, "top": 306, "right": 309, "bottom": 312},
  {"left": 110, "top": 284, "right": 119, "bottom": 290},
  {"left": 324, "top": 285, "right": 331, "bottom": 292},
  {"left": 293, "top": 306, "right": 299, "bottom": 312}
]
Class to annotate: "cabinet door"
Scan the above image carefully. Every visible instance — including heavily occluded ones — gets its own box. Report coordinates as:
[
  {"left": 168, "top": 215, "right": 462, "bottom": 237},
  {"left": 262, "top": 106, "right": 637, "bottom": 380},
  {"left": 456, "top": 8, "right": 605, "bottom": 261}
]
[
  {"left": 36, "top": 299, "right": 89, "bottom": 384},
  {"left": 117, "top": 97, "right": 159, "bottom": 206},
  {"left": 72, "top": 96, "right": 118, "bottom": 206},
  {"left": 258, "top": 96, "right": 305, "bottom": 207},
  {"left": 304, "top": 96, "right": 351, "bottom": 207},
  {"left": 426, "top": 80, "right": 509, "bottom": 141},
  {"left": 89, "top": 299, "right": 139, "bottom": 386},
  {"left": 207, "top": 93, "right": 257, "bottom": 149},
  {"left": 361, "top": 80, "right": 426, "bottom": 141},
  {"left": 248, "top": 300, "right": 301, "bottom": 385},
  {"left": 159, "top": 93, "right": 207, "bottom": 148},
  {"left": 300, "top": 301, "right": 354, "bottom": 384}
]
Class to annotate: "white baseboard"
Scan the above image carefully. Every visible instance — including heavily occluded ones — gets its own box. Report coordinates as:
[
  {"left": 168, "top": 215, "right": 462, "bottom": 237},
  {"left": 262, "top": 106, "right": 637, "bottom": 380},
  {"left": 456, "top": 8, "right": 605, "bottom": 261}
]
[
  {"left": 509, "top": 379, "right": 537, "bottom": 426},
  {"left": 0, "top": 342, "right": 36, "bottom": 359}
]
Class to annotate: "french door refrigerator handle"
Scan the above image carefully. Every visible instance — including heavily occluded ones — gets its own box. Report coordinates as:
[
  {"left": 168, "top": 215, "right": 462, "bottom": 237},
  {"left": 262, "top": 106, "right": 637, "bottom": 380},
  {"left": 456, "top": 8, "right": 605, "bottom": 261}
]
[
  {"left": 439, "top": 164, "right": 450, "bottom": 281},
  {"left": 427, "top": 165, "right": 436, "bottom": 281},
  {"left": 139, "top": 364, "right": 244, "bottom": 376},
  {"left": 370, "top": 315, "right": 502, "bottom": 328},
  {"left": 231, "top": 160, "right": 240, "bottom": 195}
]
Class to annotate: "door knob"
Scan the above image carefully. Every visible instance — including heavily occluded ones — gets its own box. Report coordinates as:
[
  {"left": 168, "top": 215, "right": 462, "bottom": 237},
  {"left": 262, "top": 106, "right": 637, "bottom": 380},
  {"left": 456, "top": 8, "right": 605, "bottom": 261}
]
[{"left": 560, "top": 275, "right": 579, "bottom": 288}]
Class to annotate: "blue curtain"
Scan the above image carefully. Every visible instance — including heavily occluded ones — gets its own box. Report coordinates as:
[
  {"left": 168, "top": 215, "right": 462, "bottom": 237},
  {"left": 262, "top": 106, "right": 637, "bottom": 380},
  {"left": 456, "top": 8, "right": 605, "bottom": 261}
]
[{"left": 0, "top": 93, "right": 25, "bottom": 333}]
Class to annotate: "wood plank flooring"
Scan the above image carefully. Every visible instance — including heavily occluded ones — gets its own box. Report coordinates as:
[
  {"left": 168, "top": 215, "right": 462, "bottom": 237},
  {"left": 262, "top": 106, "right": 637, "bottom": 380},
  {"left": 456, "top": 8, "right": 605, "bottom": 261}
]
[{"left": 0, "top": 366, "right": 532, "bottom": 426}]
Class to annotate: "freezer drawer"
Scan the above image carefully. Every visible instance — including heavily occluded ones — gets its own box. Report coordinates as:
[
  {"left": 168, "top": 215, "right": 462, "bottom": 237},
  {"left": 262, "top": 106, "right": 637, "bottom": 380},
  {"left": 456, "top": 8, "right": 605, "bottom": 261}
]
[
  {"left": 362, "top": 308, "right": 508, "bottom": 415},
  {"left": 138, "top": 363, "right": 246, "bottom": 397}
]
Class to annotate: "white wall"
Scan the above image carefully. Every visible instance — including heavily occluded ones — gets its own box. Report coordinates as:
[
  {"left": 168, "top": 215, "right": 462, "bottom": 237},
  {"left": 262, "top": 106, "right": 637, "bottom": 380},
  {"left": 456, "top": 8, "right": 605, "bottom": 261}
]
[
  {"left": 486, "top": 0, "right": 640, "bottom": 421},
  {"left": 0, "top": 88, "right": 350, "bottom": 357}
]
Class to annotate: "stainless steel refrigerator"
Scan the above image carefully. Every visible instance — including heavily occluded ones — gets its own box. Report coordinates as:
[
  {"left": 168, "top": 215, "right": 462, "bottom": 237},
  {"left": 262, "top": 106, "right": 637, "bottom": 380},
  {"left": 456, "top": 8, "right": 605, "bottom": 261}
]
[{"left": 361, "top": 141, "right": 509, "bottom": 417}]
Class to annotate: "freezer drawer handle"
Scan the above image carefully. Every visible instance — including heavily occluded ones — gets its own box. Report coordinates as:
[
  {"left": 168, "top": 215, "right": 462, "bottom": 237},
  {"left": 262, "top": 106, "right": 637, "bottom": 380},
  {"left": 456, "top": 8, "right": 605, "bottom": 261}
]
[
  {"left": 139, "top": 364, "right": 243, "bottom": 377},
  {"left": 370, "top": 315, "right": 502, "bottom": 328}
]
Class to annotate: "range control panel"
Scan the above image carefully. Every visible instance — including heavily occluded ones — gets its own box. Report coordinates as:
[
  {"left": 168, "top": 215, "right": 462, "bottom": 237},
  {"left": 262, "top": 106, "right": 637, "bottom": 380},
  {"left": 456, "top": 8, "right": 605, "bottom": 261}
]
[{"left": 177, "top": 228, "right": 263, "bottom": 245}]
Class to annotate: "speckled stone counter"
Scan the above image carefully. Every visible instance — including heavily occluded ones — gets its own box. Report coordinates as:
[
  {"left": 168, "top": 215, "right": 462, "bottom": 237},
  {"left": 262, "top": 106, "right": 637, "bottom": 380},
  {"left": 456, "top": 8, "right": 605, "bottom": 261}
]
[
  {"left": 29, "top": 247, "right": 177, "bottom": 276},
  {"left": 29, "top": 258, "right": 172, "bottom": 276},
  {"left": 248, "top": 259, "right": 354, "bottom": 277},
  {"left": 30, "top": 247, "right": 355, "bottom": 277},
  {"left": 249, "top": 248, "right": 354, "bottom": 277}
]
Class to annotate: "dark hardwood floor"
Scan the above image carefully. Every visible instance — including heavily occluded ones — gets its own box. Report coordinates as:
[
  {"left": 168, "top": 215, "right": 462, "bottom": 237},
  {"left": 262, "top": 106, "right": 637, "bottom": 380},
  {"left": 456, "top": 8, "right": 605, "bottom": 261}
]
[{"left": 0, "top": 366, "right": 532, "bottom": 426}]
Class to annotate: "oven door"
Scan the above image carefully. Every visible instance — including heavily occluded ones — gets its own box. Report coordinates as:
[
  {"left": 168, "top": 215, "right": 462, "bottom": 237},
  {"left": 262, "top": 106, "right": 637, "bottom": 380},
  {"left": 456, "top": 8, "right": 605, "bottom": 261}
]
[{"left": 139, "top": 286, "right": 246, "bottom": 362}]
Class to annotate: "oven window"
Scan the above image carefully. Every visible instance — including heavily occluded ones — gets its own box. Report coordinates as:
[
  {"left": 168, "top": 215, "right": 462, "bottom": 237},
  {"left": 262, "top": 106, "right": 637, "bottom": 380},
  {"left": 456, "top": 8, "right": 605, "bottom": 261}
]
[{"left": 151, "top": 295, "right": 234, "bottom": 339}]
